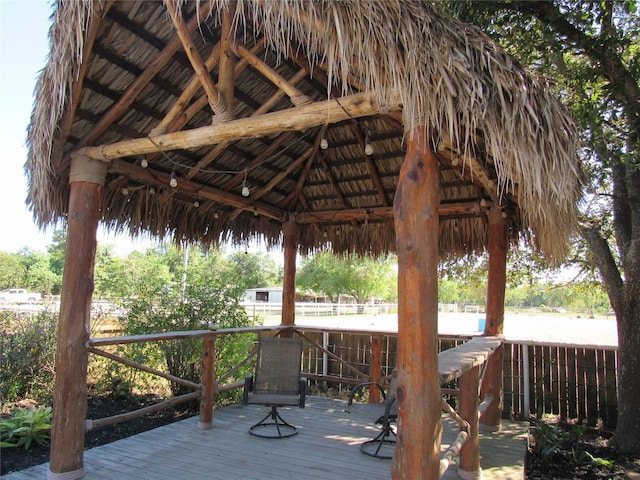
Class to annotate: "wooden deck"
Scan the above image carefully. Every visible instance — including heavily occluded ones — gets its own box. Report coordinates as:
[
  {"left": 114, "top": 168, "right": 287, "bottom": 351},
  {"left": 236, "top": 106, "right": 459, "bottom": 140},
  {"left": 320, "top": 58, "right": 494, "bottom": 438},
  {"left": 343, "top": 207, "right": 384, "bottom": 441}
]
[{"left": 4, "top": 397, "right": 527, "bottom": 480}]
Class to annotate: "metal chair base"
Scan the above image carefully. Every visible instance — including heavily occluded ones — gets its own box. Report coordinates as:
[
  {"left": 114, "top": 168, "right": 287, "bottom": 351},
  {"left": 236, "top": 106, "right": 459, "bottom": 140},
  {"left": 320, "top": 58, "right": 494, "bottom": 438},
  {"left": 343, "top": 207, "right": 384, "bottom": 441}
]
[
  {"left": 360, "top": 424, "right": 397, "bottom": 459},
  {"left": 249, "top": 405, "right": 298, "bottom": 438}
]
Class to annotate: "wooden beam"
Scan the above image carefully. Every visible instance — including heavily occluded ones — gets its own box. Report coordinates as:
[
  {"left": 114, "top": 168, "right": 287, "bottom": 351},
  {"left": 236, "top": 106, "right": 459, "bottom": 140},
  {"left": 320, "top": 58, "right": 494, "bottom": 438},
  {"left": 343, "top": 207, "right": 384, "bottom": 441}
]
[
  {"left": 218, "top": 2, "right": 236, "bottom": 115},
  {"left": 74, "top": 91, "right": 398, "bottom": 161},
  {"left": 236, "top": 44, "right": 311, "bottom": 106},
  {"left": 182, "top": 60, "right": 300, "bottom": 182},
  {"left": 150, "top": 43, "right": 222, "bottom": 135},
  {"left": 165, "top": 0, "right": 227, "bottom": 116},
  {"left": 76, "top": 1, "right": 214, "bottom": 149},
  {"left": 293, "top": 201, "right": 485, "bottom": 224},
  {"left": 392, "top": 129, "right": 441, "bottom": 479},
  {"left": 110, "top": 160, "right": 285, "bottom": 221}
]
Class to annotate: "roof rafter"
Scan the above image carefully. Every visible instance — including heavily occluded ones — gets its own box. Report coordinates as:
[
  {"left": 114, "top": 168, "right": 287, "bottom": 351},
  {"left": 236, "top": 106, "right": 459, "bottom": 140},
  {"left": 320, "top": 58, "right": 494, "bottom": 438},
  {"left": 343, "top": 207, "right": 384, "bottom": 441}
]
[{"left": 165, "top": 0, "right": 228, "bottom": 117}]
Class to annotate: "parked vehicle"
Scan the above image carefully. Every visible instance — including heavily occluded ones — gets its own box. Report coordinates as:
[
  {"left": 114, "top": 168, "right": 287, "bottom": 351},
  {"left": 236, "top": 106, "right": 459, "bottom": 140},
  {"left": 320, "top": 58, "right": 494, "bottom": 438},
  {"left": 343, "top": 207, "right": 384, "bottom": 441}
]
[{"left": 0, "top": 288, "right": 42, "bottom": 303}]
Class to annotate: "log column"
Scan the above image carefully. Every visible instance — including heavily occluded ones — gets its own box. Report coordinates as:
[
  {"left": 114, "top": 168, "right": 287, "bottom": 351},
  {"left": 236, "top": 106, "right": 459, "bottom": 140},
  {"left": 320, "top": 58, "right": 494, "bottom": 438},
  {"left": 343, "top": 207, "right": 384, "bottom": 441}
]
[
  {"left": 198, "top": 336, "right": 215, "bottom": 430},
  {"left": 459, "top": 365, "right": 482, "bottom": 477},
  {"left": 49, "top": 156, "right": 107, "bottom": 480},
  {"left": 369, "top": 334, "right": 383, "bottom": 403},
  {"left": 391, "top": 128, "right": 441, "bottom": 479},
  {"left": 281, "top": 220, "right": 299, "bottom": 334},
  {"left": 480, "top": 205, "right": 508, "bottom": 431}
]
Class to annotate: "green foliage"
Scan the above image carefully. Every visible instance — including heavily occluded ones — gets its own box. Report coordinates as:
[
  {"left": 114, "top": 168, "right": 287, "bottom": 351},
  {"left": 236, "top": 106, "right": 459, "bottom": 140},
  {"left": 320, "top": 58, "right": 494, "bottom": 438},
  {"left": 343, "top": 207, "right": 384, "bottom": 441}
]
[
  {"left": 118, "top": 245, "right": 253, "bottom": 408},
  {"left": 226, "top": 251, "right": 280, "bottom": 289},
  {"left": 532, "top": 420, "right": 565, "bottom": 464},
  {"left": 0, "top": 310, "right": 57, "bottom": 404},
  {"left": 0, "top": 406, "right": 52, "bottom": 449},
  {"left": 297, "top": 252, "right": 397, "bottom": 303}
]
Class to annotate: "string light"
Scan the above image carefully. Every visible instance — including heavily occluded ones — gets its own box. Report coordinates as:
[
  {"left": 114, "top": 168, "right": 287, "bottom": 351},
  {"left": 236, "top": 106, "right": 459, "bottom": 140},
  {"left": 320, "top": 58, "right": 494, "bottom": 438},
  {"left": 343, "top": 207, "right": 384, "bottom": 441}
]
[
  {"left": 364, "top": 134, "right": 373, "bottom": 156},
  {"left": 193, "top": 200, "right": 200, "bottom": 208},
  {"left": 241, "top": 170, "right": 250, "bottom": 197},
  {"left": 121, "top": 186, "right": 129, "bottom": 196},
  {"left": 149, "top": 187, "right": 156, "bottom": 195},
  {"left": 140, "top": 158, "right": 148, "bottom": 168},
  {"left": 213, "top": 211, "right": 219, "bottom": 219},
  {"left": 170, "top": 171, "right": 177, "bottom": 188},
  {"left": 320, "top": 132, "right": 328, "bottom": 150}
]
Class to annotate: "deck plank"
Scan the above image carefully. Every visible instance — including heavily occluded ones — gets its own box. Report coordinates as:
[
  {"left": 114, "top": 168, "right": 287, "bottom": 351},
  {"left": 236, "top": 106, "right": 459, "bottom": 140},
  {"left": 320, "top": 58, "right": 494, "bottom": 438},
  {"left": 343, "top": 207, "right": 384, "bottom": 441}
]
[{"left": 3, "top": 397, "right": 526, "bottom": 479}]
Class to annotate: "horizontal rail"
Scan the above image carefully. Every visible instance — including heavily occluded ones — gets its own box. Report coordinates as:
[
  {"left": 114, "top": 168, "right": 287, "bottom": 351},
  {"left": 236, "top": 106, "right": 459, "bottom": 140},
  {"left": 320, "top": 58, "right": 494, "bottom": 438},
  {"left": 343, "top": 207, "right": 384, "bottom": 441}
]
[
  {"left": 86, "top": 391, "right": 201, "bottom": 430},
  {"left": 88, "top": 346, "right": 201, "bottom": 391}
]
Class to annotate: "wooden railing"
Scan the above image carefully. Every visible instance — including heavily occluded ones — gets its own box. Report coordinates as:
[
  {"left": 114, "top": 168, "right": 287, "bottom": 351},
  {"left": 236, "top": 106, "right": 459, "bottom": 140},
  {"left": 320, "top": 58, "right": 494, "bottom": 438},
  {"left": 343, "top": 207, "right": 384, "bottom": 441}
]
[{"left": 86, "top": 325, "right": 619, "bottom": 433}]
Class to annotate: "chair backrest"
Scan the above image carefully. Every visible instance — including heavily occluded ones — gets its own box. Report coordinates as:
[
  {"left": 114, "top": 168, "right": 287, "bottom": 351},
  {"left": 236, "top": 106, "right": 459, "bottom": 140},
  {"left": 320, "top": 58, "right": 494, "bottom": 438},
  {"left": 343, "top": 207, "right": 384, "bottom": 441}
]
[{"left": 253, "top": 337, "right": 303, "bottom": 396}]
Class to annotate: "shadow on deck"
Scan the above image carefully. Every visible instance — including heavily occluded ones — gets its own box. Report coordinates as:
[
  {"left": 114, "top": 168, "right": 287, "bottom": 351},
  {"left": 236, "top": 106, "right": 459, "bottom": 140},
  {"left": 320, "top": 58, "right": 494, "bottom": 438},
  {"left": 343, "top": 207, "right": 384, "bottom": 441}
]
[{"left": 4, "top": 397, "right": 527, "bottom": 479}]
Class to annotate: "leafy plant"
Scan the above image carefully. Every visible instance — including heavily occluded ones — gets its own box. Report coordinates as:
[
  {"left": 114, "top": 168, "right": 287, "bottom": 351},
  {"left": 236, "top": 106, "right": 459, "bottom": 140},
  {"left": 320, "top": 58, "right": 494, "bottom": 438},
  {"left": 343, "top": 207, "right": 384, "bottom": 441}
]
[
  {"left": 0, "top": 406, "right": 52, "bottom": 449},
  {"left": 532, "top": 420, "right": 565, "bottom": 464},
  {"left": 0, "top": 310, "right": 58, "bottom": 404}
]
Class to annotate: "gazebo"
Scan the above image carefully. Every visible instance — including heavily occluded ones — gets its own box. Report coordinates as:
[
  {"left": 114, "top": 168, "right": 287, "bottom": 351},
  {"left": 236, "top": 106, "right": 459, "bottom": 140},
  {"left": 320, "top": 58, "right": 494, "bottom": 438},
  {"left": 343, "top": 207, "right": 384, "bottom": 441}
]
[{"left": 26, "top": 1, "right": 581, "bottom": 479}]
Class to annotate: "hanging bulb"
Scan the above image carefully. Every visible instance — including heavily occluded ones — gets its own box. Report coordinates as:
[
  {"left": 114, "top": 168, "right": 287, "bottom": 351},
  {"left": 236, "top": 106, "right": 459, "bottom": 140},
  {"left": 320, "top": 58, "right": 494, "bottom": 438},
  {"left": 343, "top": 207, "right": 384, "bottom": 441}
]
[
  {"left": 140, "top": 158, "right": 148, "bottom": 168},
  {"left": 241, "top": 177, "right": 250, "bottom": 197},
  {"left": 213, "top": 211, "right": 219, "bottom": 219},
  {"left": 149, "top": 186, "right": 156, "bottom": 195},
  {"left": 122, "top": 186, "right": 129, "bottom": 196},
  {"left": 193, "top": 200, "right": 200, "bottom": 208},
  {"left": 253, "top": 208, "right": 258, "bottom": 217},
  {"left": 170, "top": 171, "right": 177, "bottom": 188},
  {"left": 364, "top": 134, "right": 373, "bottom": 156},
  {"left": 320, "top": 132, "right": 329, "bottom": 150}
]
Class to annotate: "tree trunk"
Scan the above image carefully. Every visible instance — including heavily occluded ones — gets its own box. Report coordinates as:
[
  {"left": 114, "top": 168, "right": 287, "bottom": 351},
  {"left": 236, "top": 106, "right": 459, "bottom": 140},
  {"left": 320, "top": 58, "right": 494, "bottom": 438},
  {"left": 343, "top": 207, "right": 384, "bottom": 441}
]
[{"left": 612, "top": 269, "right": 640, "bottom": 453}]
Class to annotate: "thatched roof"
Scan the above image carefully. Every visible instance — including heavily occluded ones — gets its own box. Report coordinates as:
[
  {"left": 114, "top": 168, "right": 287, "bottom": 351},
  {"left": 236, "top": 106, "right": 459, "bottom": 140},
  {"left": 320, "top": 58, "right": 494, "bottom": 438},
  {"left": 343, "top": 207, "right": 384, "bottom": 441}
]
[{"left": 26, "top": 0, "right": 581, "bottom": 260}]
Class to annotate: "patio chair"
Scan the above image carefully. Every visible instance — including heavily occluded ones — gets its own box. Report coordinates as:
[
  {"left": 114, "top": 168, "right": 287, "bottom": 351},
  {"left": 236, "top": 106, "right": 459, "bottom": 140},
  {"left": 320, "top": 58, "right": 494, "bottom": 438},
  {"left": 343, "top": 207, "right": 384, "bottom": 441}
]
[
  {"left": 346, "top": 369, "right": 398, "bottom": 458},
  {"left": 242, "top": 336, "right": 307, "bottom": 438}
]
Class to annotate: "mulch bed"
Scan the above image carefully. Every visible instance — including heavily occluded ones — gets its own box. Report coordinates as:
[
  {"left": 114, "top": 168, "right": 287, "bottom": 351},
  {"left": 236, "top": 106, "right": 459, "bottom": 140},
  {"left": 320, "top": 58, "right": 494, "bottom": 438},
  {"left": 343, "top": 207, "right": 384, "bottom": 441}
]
[
  {"left": 1, "top": 394, "right": 192, "bottom": 476},
  {"left": 525, "top": 419, "right": 640, "bottom": 479}
]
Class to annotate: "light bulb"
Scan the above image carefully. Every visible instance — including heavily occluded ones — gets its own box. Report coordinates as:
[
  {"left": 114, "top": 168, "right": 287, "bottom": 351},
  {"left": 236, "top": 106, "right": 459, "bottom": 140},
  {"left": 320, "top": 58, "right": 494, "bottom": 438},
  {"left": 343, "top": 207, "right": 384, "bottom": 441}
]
[
  {"left": 320, "top": 134, "right": 328, "bottom": 150},
  {"left": 170, "top": 172, "right": 177, "bottom": 188},
  {"left": 364, "top": 135, "right": 373, "bottom": 156},
  {"left": 149, "top": 187, "right": 156, "bottom": 195},
  {"left": 241, "top": 178, "right": 250, "bottom": 197},
  {"left": 214, "top": 211, "right": 219, "bottom": 219},
  {"left": 141, "top": 158, "right": 148, "bottom": 168},
  {"left": 193, "top": 200, "right": 200, "bottom": 208},
  {"left": 122, "top": 186, "right": 129, "bottom": 196}
]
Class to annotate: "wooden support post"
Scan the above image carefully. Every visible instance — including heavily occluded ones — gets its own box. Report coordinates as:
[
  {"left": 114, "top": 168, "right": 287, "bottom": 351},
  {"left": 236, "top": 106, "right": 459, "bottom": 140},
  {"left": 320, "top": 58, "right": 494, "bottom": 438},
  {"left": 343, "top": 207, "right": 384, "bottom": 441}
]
[
  {"left": 369, "top": 334, "right": 383, "bottom": 403},
  {"left": 49, "top": 156, "right": 106, "bottom": 480},
  {"left": 480, "top": 206, "right": 508, "bottom": 431},
  {"left": 281, "top": 220, "right": 299, "bottom": 334},
  {"left": 459, "top": 365, "right": 482, "bottom": 477},
  {"left": 392, "top": 128, "right": 441, "bottom": 479},
  {"left": 199, "top": 337, "right": 215, "bottom": 429}
]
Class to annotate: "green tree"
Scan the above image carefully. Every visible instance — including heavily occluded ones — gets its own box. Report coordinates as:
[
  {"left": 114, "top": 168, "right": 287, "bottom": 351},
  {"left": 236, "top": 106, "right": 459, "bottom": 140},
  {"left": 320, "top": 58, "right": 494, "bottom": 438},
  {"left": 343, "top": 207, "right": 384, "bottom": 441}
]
[
  {"left": 451, "top": 0, "right": 640, "bottom": 452},
  {"left": 225, "top": 252, "right": 280, "bottom": 289},
  {"left": 46, "top": 228, "right": 67, "bottom": 277},
  {"left": 297, "top": 252, "right": 397, "bottom": 303},
  {"left": 0, "top": 252, "right": 25, "bottom": 289}
]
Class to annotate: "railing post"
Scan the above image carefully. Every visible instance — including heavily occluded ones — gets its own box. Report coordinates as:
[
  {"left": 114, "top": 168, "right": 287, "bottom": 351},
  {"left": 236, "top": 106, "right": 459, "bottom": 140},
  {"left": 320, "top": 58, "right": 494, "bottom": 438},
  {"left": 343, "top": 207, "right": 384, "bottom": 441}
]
[
  {"left": 459, "top": 364, "right": 481, "bottom": 478},
  {"left": 369, "top": 334, "right": 383, "bottom": 403},
  {"left": 199, "top": 336, "right": 215, "bottom": 429}
]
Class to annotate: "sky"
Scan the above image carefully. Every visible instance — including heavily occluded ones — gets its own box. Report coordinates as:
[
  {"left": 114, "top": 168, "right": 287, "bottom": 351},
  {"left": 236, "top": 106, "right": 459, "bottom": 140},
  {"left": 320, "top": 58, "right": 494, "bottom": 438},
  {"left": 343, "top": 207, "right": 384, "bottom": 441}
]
[{"left": 0, "top": 0, "right": 156, "bottom": 255}]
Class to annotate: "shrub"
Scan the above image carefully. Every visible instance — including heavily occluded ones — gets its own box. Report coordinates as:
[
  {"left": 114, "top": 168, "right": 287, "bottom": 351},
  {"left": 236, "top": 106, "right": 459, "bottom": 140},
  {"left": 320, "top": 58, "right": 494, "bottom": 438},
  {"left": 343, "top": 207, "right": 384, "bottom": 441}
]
[
  {"left": 0, "top": 310, "right": 58, "bottom": 404},
  {"left": 0, "top": 406, "right": 52, "bottom": 449}
]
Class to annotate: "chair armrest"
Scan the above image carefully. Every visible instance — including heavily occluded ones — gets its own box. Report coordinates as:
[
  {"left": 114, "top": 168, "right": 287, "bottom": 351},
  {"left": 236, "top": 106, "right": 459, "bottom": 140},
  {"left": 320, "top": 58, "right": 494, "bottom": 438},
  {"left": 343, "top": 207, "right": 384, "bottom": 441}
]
[
  {"left": 242, "top": 374, "right": 254, "bottom": 405},
  {"left": 346, "top": 382, "right": 386, "bottom": 411},
  {"left": 299, "top": 377, "right": 307, "bottom": 408}
]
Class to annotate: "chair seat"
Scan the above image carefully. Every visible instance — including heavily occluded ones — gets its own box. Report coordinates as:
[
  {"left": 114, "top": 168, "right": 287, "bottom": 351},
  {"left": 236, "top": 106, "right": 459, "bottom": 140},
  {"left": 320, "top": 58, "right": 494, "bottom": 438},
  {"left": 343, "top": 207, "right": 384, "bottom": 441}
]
[{"left": 247, "top": 393, "right": 301, "bottom": 406}]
